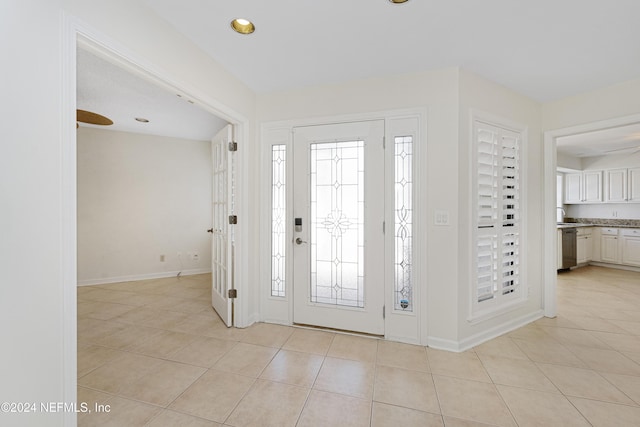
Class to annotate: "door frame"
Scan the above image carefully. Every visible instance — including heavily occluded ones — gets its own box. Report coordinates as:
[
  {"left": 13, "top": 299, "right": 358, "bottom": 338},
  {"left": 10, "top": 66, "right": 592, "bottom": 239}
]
[
  {"left": 259, "top": 109, "right": 426, "bottom": 344},
  {"left": 542, "top": 112, "right": 640, "bottom": 318},
  {"left": 61, "top": 15, "right": 250, "bottom": 424}
]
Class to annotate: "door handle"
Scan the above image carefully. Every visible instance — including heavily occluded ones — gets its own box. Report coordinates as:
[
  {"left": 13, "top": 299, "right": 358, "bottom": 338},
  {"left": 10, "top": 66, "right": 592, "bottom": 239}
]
[
  {"left": 207, "top": 228, "right": 214, "bottom": 233},
  {"left": 295, "top": 237, "right": 307, "bottom": 245}
]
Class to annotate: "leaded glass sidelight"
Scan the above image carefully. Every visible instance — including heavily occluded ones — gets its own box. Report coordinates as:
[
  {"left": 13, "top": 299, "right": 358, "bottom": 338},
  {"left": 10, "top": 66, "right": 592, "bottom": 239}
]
[
  {"left": 310, "top": 140, "right": 365, "bottom": 308},
  {"left": 271, "top": 145, "right": 286, "bottom": 297},
  {"left": 394, "top": 136, "right": 413, "bottom": 311}
]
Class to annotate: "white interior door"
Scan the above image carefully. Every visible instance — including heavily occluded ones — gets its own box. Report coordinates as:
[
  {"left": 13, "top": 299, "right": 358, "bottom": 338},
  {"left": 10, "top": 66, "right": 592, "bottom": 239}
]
[
  {"left": 293, "top": 121, "right": 385, "bottom": 335},
  {"left": 211, "top": 124, "right": 234, "bottom": 326}
]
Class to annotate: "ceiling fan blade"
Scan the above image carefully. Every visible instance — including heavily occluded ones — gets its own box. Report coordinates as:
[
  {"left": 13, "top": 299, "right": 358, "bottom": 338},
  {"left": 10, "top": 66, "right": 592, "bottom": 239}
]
[{"left": 77, "top": 109, "right": 113, "bottom": 126}]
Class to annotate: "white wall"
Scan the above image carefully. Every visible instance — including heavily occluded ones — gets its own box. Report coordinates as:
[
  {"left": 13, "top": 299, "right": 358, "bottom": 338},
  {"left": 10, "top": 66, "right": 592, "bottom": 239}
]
[
  {"left": 77, "top": 128, "right": 212, "bottom": 284},
  {"left": 457, "top": 70, "right": 544, "bottom": 346},
  {"left": 1, "top": 1, "right": 256, "bottom": 425}
]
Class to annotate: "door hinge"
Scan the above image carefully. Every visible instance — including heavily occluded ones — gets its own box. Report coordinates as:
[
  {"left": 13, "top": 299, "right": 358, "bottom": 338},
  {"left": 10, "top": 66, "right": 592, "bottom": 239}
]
[
  {"left": 383, "top": 221, "right": 385, "bottom": 234},
  {"left": 229, "top": 215, "right": 238, "bottom": 225},
  {"left": 228, "top": 289, "right": 237, "bottom": 299},
  {"left": 383, "top": 305, "right": 386, "bottom": 319},
  {"left": 228, "top": 141, "right": 238, "bottom": 152}
]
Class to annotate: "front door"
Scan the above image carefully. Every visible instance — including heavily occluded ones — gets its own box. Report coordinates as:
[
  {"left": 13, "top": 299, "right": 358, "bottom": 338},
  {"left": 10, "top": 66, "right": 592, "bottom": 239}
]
[{"left": 292, "top": 121, "right": 385, "bottom": 335}]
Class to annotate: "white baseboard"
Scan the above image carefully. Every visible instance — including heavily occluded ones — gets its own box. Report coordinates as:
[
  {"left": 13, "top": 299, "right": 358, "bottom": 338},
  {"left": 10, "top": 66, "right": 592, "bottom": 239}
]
[
  {"left": 77, "top": 268, "right": 212, "bottom": 286},
  {"left": 589, "top": 262, "right": 640, "bottom": 273},
  {"left": 427, "top": 309, "right": 544, "bottom": 353}
]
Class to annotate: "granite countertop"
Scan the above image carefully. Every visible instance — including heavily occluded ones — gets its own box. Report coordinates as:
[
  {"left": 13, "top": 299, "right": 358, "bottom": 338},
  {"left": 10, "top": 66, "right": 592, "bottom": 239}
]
[{"left": 557, "top": 219, "right": 640, "bottom": 229}]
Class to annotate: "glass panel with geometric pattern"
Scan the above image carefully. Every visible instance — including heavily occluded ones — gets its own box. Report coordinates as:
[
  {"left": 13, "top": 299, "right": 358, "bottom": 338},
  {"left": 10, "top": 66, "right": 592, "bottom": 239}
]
[
  {"left": 310, "top": 140, "right": 365, "bottom": 307},
  {"left": 271, "top": 145, "right": 286, "bottom": 297},
  {"left": 394, "top": 136, "right": 413, "bottom": 311}
]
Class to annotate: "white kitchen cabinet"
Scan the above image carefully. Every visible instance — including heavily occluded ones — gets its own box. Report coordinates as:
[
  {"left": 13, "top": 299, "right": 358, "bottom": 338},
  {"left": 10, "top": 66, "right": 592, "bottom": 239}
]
[
  {"left": 605, "top": 169, "right": 628, "bottom": 202},
  {"left": 605, "top": 167, "right": 640, "bottom": 203},
  {"left": 564, "top": 171, "right": 602, "bottom": 203},
  {"left": 576, "top": 228, "right": 593, "bottom": 264},
  {"left": 621, "top": 229, "right": 640, "bottom": 267},
  {"left": 600, "top": 228, "right": 620, "bottom": 264},
  {"left": 629, "top": 168, "right": 640, "bottom": 202},
  {"left": 564, "top": 173, "right": 582, "bottom": 203}
]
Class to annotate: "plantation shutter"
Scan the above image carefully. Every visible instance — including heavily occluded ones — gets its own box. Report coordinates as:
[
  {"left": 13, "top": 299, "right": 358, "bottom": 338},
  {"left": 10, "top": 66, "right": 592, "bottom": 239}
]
[{"left": 474, "top": 121, "right": 521, "bottom": 308}]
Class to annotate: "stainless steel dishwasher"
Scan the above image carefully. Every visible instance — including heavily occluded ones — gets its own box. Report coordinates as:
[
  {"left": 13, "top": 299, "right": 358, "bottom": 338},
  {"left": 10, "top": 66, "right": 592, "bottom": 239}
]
[{"left": 561, "top": 228, "right": 577, "bottom": 269}]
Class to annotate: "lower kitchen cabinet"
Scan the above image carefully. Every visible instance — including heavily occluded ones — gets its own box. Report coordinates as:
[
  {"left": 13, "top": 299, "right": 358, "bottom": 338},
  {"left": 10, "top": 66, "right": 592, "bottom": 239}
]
[
  {"left": 621, "top": 229, "right": 640, "bottom": 267},
  {"left": 600, "top": 228, "right": 620, "bottom": 264},
  {"left": 576, "top": 228, "right": 593, "bottom": 264}
]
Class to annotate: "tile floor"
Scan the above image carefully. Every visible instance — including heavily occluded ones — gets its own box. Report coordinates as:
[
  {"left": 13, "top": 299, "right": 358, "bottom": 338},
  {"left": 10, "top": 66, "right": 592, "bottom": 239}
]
[{"left": 77, "top": 266, "right": 640, "bottom": 426}]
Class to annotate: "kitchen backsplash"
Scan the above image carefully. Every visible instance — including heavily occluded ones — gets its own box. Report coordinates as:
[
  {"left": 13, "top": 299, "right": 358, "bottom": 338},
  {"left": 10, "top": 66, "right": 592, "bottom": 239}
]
[{"left": 565, "top": 217, "right": 640, "bottom": 227}]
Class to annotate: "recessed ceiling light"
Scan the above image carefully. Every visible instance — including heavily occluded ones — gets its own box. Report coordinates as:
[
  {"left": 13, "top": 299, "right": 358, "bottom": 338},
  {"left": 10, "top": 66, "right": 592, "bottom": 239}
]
[
  {"left": 135, "top": 117, "right": 149, "bottom": 123},
  {"left": 231, "top": 18, "right": 255, "bottom": 35},
  {"left": 389, "top": 0, "right": 410, "bottom": 3}
]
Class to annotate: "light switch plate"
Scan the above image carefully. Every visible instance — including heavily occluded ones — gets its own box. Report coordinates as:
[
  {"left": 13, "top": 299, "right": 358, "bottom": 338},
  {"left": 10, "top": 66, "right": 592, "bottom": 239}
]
[{"left": 434, "top": 209, "right": 450, "bottom": 226}]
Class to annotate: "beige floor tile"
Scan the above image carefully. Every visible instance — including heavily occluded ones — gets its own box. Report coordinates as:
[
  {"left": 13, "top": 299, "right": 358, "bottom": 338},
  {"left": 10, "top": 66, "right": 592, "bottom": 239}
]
[
  {"left": 213, "top": 342, "right": 278, "bottom": 377},
  {"left": 473, "top": 336, "right": 529, "bottom": 361},
  {"left": 539, "top": 326, "right": 611, "bottom": 349},
  {"left": 77, "top": 318, "right": 128, "bottom": 344},
  {"left": 77, "top": 386, "right": 114, "bottom": 424},
  {"left": 590, "top": 331, "right": 640, "bottom": 353},
  {"left": 225, "top": 379, "right": 308, "bottom": 427},
  {"left": 512, "top": 338, "right": 587, "bottom": 367},
  {"left": 600, "top": 372, "right": 640, "bottom": 405},
  {"left": 169, "top": 298, "right": 213, "bottom": 314},
  {"left": 314, "top": 356, "right": 375, "bottom": 399},
  {"left": 569, "top": 396, "right": 640, "bottom": 427},
  {"left": 145, "top": 409, "right": 221, "bottom": 427},
  {"left": 428, "top": 349, "right": 492, "bottom": 383},
  {"left": 496, "top": 385, "right": 590, "bottom": 427},
  {"left": 169, "top": 369, "right": 254, "bottom": 423},
  {"left": 565, "top": 315, "right": 630, "bottom": 334},
  {"left": 372, "top": 402, "right": 443, "bottom": 427},
  {"left": 623, "top": 351, "right": 640, "bottom": 365},
  {"left": 80, "top": 396, "right": 161, "bottom": 427},
  {"left": 138, "top": 309, "right": 191, "bottom": 330},
  {"left": 326, "top": 333, "right": 379, "bottom": 363},
  {"left": 534, "top": 315, "right": 581, "bottom": 329},
  {"left": 566, "top": 345, "right": 640, "bottom": 375},
  {"left": 259, "top": 349, "right": 324, "bottom": 387},
  {"left": 78, "top": 352, "right": 163, "bottom": 394},
  {"left": 374, "top": 365, "right": 440, "bottom": 413},
  {"left": 442, "top": 416, "right": 502, "bottom": 427},
  {"left": 77, "top": 344, "right": 124, "bottom": 377},
  {"left": 240, "top": 322, "right": 294, "bottom": 348},
  {"left": 282, "top": 328, "right": 335, "bottom": 355},
  {"left": 506, "top": 324, "right": 555, "bottom": 343},
  {"left": 433, "top": 375, "right": 515, "bottom": 427},
  {"left": 168, "top": 336, "right": 237, "bottom": 367},
  {"left": 110, "top": 306, "right": 160, "bottom": 325},
  {"left": 610, "top": 319, "right": 640, "bottom": 335},
  {"left": 377, "top": 340, "right": 429, "bottom": 372},
  {"left": 477, "top": 354, "right": 558, "bottom": 393},
  {"left": 536, "top": 363, "right": 635, "bottom": 405},
  {"left": 127, "top": 330, "right": 199, "bottom": 358},
  {"left": 299, "top": 390, "right": 371, "bottom": 427},
  {"left": 118, "top": 360, "right": 206, "bottom": 406},
  {"left": 169, "top": 313, "right": 228, "bottom": 337},
  {"left": 94, "top": 325, "right": 165, "bottom": 350}
]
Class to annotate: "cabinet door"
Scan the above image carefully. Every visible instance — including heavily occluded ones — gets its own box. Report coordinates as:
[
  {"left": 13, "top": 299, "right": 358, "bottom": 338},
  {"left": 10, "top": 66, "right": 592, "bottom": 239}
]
[
  {"left": 577, "top": 235, "right": 588, "bottom": 264},
  {"left": 583, "top": 171, "right": 602, "bottom": 202},
  {"left": 585, "top": 235, "right": 592, "bottom": 262},
  {"left": 564, "top": 173, "right": 582, "bottom": 203},
  {"left": 621, "top": 230, "right": 640, "bottom": 267},
  {"left": 605, "top": 169, "right": 627, "bottom": 202},
  {"left": 629, "top": 168, "right": 640, "bottom": 202},
  {"left": 601, "top": 234, "right": 619, "bottom": 264}
]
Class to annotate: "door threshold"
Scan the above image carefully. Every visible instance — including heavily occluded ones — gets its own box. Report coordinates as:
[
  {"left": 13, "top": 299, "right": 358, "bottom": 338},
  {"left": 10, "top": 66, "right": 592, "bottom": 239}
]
[{"left": 293, "top": 323, "right": 384, "bottom": 339}]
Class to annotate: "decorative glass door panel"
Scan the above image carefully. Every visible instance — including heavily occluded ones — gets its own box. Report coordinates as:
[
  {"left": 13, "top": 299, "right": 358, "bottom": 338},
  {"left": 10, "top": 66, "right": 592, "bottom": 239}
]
[
  {"left": 310, "top": 141, "right": 364, "bottom": 307},
  {"left": 293, "top": 121, "right": 384, "bottom": 335}
]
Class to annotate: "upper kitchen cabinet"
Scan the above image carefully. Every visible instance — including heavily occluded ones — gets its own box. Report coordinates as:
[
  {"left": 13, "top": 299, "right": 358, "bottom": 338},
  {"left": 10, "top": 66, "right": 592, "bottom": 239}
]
[
  {"left": 564, "top": 170, "right": 602, "bottom": 203},
  {"left": 605, "top": 167, "right": 640, "bottom": 203}
]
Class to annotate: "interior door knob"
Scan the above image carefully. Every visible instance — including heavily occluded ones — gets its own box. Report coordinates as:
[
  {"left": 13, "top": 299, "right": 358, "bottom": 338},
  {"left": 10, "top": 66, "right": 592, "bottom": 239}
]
[{"left": 295, "top": 237, "right": 307, "bottom": 245}]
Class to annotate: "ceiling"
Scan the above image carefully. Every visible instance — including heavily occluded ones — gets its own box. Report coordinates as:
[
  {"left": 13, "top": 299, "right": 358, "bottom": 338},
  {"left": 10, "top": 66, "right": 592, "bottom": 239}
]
[
  {"left": 556, "top": 123, "right": 640, "bottom": 158},
  {"left": 144, "top": 0, "right": 640, "bottom": 102},
  {"left": 78, "top": 1, "right": 640, "bottom": 150},
  {"left": 76, "top": 48, "right": 228, "bottom": 141}
]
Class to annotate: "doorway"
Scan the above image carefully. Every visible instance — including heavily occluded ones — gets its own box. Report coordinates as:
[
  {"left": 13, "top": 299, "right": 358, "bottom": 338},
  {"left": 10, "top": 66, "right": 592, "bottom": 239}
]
[{"left": 292, "top": 121, "right": 385, "bottom": 335}]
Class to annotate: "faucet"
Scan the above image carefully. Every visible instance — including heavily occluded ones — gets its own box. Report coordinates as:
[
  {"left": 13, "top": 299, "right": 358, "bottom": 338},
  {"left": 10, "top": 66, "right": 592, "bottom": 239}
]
[{"left": 557, "top": 207, "right": 566, "bottom": 216}]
